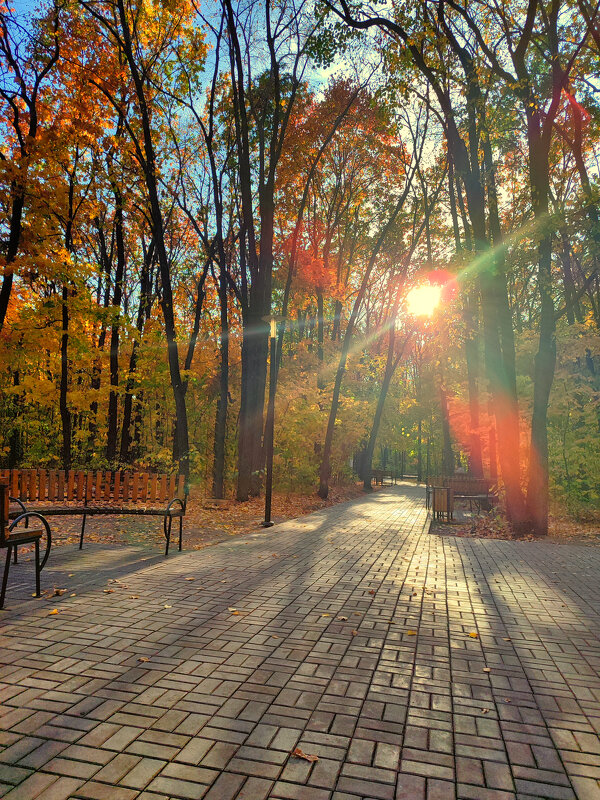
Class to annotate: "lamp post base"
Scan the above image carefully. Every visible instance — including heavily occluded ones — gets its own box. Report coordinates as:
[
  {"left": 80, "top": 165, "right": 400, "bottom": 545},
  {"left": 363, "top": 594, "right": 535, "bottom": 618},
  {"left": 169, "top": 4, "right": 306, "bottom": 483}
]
[{"left": 261, "top": 520, "right": 275, "bottom": 528}]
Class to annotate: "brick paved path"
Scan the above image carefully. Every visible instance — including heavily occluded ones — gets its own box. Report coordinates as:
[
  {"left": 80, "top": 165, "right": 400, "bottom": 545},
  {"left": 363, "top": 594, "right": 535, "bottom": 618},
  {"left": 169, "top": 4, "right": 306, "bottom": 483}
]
[{"left": 1, "top": 485, "right": 600, "bottom": 800}]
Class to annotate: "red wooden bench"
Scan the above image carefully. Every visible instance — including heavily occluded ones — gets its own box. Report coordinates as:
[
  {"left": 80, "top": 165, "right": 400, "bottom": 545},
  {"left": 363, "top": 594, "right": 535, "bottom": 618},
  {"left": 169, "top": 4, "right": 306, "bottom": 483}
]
[{"left": 3, "top": 469, "right": 187, "bottom": 556}]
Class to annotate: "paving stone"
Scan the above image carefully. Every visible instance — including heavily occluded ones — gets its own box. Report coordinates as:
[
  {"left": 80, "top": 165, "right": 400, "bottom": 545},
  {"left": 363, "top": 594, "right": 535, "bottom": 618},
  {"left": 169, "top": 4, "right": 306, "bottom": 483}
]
[{"left": 0, "top": 487, "right": 596, "bottom": 800}]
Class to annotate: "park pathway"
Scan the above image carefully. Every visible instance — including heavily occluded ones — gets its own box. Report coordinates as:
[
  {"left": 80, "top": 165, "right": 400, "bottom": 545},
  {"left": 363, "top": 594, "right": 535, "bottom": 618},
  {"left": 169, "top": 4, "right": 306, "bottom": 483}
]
[{"left": 1, "top": 485, "right": 600, "bottom": 800}]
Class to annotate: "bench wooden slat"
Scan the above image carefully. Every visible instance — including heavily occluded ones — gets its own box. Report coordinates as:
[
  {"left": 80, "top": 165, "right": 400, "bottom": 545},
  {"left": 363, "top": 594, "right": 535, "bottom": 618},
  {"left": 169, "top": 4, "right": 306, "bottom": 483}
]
[
  {"left": 29, "top": 470, "right": 37, "bottom": 501},
  {"left": 168, "top": 475, "right": 176, "bottom": 498},
  {"left": 122, "top": 472, "right": 131, "bottom": 501},
  {"left": 75, "top": 470, "right": 85, "bottom": 501},
  {"left": 140, "top": 473, "right": 149, "bottom": 503},
  {"left": 37, "top": 469, "right": 46, "bottom": 501},
  {"left": 131, "top": 472, "right": 140, "bottom": 503},
  {"left": 159, "top": 474, "right": 167, "bottom": 502},
  {"left": 148, "top": 474, "right": 157, "bottom": 502},
  {"left": 177, "top": 475, "right": 185, "bottom": 499},
  {"left": 103, "top": 472, "right": 112, "bottom": 501},
  {"left": 57, "top": 470, "right": 65, "bottom": 502},
  {"left": 67, "top": 471, "right": 75, "bottom": 501},
  {"left": 11, "top": 470, "right": 19, "bottom": 498},
  {"left": 114, "top": 471, "right": 121, "bottom": 502},
  {"left": 93, "top": 471, "right": 102, "bottom": 502},
  {"left": 49, "top": 470, "right": 58, "bottom": 501}
]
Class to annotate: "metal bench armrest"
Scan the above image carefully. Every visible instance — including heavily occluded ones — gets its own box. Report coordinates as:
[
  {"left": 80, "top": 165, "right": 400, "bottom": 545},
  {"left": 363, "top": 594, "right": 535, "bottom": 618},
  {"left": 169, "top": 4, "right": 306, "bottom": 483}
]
[{"left": 9, "top": 512, "right": 52, "bottom": 569}]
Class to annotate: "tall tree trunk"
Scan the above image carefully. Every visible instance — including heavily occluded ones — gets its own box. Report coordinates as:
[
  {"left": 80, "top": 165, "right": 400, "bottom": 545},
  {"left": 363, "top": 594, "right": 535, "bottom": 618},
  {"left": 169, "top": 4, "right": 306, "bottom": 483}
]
[
  {"left": 212, "top": 263, "right": 229, "bottom": 498},
  {"left": 120, "top": 243, "right": 154, "bottom": 463},
  {"left": 60, "top": 285, "right": 71, "bottom": 469},
  {"left": 526, "top": 126, "right": 556, "bottom": 537},
  {"left": 106, "top": 191, "right": 125, "bottom": 462},
  {"left": 316, "top": 290, "right": 325, "bottom": 390},
  {"left": 439, "top": 385, "right": 454, "bottom": 476}
]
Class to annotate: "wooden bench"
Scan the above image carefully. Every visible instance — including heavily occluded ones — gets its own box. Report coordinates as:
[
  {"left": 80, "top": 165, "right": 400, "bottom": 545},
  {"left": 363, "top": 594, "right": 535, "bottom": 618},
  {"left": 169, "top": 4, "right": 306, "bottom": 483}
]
[
  {"left": 427, "top": 476, "right": 495, "bottom": 512},
  {"left": 1, "top": 483, "right": 52, "bottom": 609},
  {"left": 2, "top": 469, "right": 187, "bottom": 556}
]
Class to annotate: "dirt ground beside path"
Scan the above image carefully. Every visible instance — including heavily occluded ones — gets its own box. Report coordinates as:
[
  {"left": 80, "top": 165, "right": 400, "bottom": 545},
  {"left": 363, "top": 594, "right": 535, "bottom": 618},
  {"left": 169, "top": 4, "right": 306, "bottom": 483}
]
[
  {"left": 431, "top": 504, "right": 600, "bottom": 546},
  {"left": 41, "top": 483, "right": 381, "bottom": 552}
]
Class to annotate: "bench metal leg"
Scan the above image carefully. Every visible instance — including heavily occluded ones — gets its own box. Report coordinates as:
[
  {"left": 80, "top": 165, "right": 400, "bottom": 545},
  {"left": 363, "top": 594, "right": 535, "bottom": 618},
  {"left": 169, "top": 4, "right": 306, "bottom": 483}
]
[
  {"left": 179, "top": 516, "right": 183, "bottom": 552},
  {"left": 1, "top": 547, "right": 11, "bottom": 609},
  {"left": 34, "top": 539, "right": 40, "bottom": 598},
  {"left": 79, "top": 514, "right": 87, "bottom": 550},
  {"left": 165, "top": 516, "right": 171, "bottom": 557}
]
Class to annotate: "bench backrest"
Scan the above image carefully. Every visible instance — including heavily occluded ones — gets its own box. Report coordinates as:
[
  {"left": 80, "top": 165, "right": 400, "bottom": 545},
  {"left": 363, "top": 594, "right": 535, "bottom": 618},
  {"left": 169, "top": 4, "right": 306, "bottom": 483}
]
[
  {"left": 446, "top": 477, "right": 491, "bottom": 494},
  {"left": 428, "top": 476, "right": 491, "bottom": 494},
  {"left": 0, "top": 469, "right": 186, "bottom": 505}
]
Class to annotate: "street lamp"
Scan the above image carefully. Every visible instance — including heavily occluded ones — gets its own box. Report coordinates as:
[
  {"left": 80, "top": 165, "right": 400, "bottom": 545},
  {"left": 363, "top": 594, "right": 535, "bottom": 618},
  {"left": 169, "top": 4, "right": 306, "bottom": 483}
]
[{"left": 262, "top": 314, "right": 284, "bottom": 527}]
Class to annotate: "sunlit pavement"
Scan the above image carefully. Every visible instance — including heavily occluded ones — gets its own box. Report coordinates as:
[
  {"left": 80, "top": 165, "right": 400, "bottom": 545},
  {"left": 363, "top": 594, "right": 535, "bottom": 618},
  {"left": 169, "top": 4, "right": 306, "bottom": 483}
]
[{"left": 1, "top": 485, "right": 599, "bottom": 800}]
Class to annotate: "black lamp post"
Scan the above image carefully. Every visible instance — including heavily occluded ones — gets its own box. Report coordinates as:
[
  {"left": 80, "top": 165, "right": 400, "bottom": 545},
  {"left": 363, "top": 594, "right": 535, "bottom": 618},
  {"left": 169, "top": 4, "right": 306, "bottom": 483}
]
[{"left": 262, "top": 314, "right": 284, "bottom": 527}]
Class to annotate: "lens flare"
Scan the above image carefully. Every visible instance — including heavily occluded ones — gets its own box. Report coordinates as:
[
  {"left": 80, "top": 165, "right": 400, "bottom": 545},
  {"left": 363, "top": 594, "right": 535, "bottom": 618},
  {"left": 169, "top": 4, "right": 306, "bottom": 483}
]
[{"left": 405, "top": 284, "right": 442, "bottom": 317}]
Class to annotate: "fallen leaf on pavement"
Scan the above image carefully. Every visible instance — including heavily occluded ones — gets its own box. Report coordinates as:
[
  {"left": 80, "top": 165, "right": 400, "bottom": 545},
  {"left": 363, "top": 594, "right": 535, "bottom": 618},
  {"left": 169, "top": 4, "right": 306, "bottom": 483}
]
[
  {"left": 368, "top": 590, "right": 376, "bottom": 595},
  {"left": 337, "top": 616, "right": 348, "bottom": 621},
  {"left": 351, "top": 630, "right": 358, "bottom": 636},
  {"left": 292, "top": 747, "right": 318, "bottom": 762},
  {"left": 138, "top": 657, "right": 150, "bottom": 662},
  {"left": 483, "top": 667, "right": 491, "bottom": 673},
  {"left": 103, "top": 589, "right": 114, "bottom": 594},
  {"left": 48, "top": 609, "right": 59, "bottom": 615},
  {"left": 469, "top": 632, "right": 479, "bottom": 638},
  {"left": 185, "top": 577, "right": 195, "bottom": 581},
  {"left": 228, "top": 607, "right": 237, "bottom": 612},
  {"left": 406, "top": 630, "right": 417, "bottom": 636}
]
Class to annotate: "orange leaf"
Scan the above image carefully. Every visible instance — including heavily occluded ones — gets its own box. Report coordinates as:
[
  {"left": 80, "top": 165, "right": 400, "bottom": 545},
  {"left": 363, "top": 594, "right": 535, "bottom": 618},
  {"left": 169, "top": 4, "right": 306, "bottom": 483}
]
[{"left": 292, "top": 747, "right": 318, "bottom": 763}]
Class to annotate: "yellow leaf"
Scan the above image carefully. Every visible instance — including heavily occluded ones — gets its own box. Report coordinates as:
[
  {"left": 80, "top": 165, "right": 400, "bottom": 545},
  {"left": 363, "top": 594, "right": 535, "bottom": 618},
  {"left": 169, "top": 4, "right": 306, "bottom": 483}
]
[
  {"left": 469, "top": 632, "right": 479, "bottom": 638},
  {"left": 406, "top": 630, "right": 417, "bottom": 635},
  {"left": 48, "top": 609, "right": 59, "bottom": 615}
]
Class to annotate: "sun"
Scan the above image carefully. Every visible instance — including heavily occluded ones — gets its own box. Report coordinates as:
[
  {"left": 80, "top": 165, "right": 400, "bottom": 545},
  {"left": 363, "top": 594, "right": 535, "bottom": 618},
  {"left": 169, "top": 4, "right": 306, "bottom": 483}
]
[{"left": 405, "top": 283, "right": 443, "bottom": 317}]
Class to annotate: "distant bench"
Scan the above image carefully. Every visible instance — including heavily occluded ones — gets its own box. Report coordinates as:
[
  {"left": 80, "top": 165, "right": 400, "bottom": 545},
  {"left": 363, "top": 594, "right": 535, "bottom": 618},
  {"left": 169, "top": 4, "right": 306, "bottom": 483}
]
[
  {"left": 3, "top": 469, "right": 188, "bottom": 556},
  {"left": 370, "top": 470, "right": 419, "bottom": 486}
]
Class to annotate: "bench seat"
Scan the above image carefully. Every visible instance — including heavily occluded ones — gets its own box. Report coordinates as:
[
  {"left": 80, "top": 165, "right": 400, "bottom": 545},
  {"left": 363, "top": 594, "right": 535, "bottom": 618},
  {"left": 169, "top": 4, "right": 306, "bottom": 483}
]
[{"left": 15, "top": 505, "right": 184, "bottom": 517}]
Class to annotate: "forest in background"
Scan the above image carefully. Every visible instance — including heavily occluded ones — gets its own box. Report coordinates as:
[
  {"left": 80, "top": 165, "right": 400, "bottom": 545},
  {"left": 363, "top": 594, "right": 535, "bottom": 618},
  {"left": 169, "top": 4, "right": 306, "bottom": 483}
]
[{"left": 1, "top": 0, "right": 599, "bottom": 536}]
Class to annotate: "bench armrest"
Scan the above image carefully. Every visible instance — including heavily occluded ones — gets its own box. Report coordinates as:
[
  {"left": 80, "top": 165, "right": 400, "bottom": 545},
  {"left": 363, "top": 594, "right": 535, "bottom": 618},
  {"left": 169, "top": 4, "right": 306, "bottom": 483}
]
[{"left": 9, "top": 512, "right": 52, "bottom": 569}]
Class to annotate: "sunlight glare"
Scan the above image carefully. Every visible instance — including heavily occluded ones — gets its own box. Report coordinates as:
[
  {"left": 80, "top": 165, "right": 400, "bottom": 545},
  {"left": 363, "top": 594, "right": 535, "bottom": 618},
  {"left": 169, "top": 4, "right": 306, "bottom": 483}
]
[{"left": 405, "top": 283, "right": 443, "bottom": 317}]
